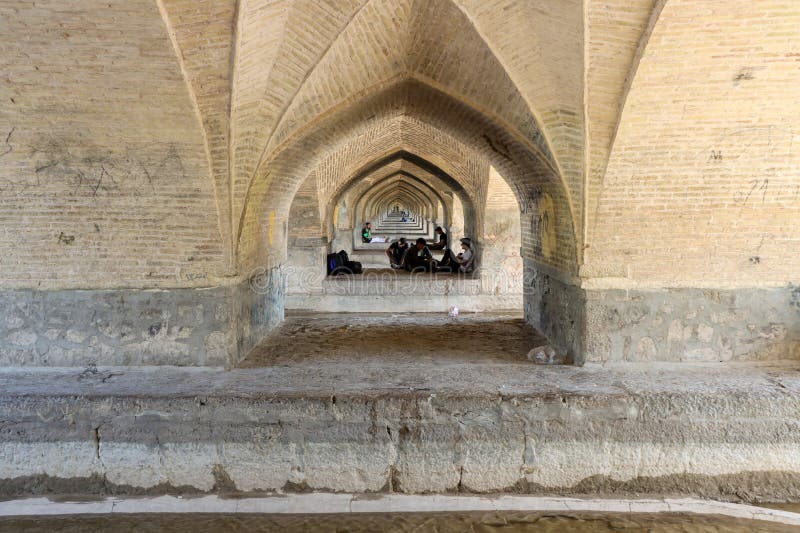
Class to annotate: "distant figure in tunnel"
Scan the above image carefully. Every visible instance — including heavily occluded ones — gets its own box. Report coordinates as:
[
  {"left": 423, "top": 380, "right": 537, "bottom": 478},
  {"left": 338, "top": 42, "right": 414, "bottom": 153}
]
[
  {"left": 403, "top": 237, "right": 434, "bottom": 272},
  {"left": 386, "top": 237, "right": 409, "bottom": 269},
  {"left": 361, "top": 222, "right": 372, "bottom": 243},
  {"left": 429, "top": 226, "right": 448, "bottom": 250}
]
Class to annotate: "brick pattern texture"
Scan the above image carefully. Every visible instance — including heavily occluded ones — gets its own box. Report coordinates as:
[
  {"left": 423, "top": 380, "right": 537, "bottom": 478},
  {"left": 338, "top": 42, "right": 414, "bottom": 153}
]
[{"left": 0, "top": 0, "right": 797, "bottom": 294}]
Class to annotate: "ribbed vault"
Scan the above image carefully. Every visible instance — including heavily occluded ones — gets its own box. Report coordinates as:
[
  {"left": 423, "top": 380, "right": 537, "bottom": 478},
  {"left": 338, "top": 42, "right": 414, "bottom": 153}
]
[
  {"left": 325, "top": 152, "right": 474, "bottom": 238},
  {"left": 240, "top": 78, "right": 576, "bottom": 273},
  {"left": 359, "top": 176, "right": 441, "bottom": 226},
  {"left": 156, "top": 0, "right": 593, "bottom": 267}
]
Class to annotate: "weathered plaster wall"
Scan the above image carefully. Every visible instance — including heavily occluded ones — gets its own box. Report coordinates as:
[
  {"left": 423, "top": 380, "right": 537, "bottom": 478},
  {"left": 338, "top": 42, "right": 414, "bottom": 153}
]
[
  {"left": 0, "top": 268, "right": 286, "bottom": 368},
  {"left": 523, "top": 260, "right": 585, "bottom": 363},
  {"left": 584, "top": 286, "right": 800, "bottom": 363},
  {"left": 0, "top": 288, "right": 235, "bottom": 367},
  {"left": 481, "top": 166, "right": 523, "bottom": 298},
  {"left": 523, "top": 278, "right": 800, "bottom": 364},
  {"left": 233, "top": 267, "right": 285, "bottom": 367}
]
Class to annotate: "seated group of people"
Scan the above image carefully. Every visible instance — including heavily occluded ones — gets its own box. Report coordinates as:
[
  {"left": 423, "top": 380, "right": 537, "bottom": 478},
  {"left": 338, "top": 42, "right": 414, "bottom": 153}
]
[{"left": 385, "top": 227, "right": 474, "bottom": 273}]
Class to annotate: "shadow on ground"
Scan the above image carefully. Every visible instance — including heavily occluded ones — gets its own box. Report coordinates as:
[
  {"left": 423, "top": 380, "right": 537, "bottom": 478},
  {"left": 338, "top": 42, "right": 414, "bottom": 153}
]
[{"left": 240, "top": 312, "right": 546, "bottom": 367}]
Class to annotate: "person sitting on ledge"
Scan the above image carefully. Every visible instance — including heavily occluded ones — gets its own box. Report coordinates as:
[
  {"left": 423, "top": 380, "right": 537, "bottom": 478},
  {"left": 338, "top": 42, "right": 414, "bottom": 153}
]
[
  {"left": 455, "top": 237, "right": 475, "bottom": 273},
  {"left": 428, "top": 226, "right": 448, "bottom": 250},
  {"left": 403, "top": 237, "right": 434, "bottom": 272},
  {"left": 386, "top": 237, "right": 409, "bottom": 269},
  {"left": 436, "top": 247, "right": 456, "bottom": 273},
  {"left": 361, "top": 222, "right": 372, "bottom": 243}
]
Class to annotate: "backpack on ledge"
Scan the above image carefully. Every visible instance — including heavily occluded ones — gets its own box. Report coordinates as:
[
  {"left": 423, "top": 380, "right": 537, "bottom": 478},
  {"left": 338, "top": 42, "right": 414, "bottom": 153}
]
[{"left": 327, "top": 250, "right": 362, "bottom": 275}]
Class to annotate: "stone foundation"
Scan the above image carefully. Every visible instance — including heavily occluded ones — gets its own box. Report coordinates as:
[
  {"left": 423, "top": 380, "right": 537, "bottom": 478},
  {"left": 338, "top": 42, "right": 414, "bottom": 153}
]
[
  {"left": 584, "top": 286, "right": 800, "bottom": 363},
  {"left": 0, "top": 287, "right": 234, "bottom": 367},
  {"left": 1, "top": 363, "right": 799, "bottom": 502},
  {"left": 521, "top": 256, "right": 799, "bottom": 364},
  {"left": 4, "top": 278, "right": 796, "bottom": 366},
  {"left": 0, "top": 267, "right": 285, "bottom": 368},
  {"left": 523, "top": 259, "right": 585, "bottom": 363},
  {"left": 234, "top": 267, "right": 285, "bottom": 366}
]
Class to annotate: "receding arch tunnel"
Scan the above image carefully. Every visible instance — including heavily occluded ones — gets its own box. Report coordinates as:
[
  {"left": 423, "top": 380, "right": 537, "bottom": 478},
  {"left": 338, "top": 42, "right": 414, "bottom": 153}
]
[
  {"left": 11, "top": 0, "right": 794, "bottom": 371},
  {"left": 252, "top": 77, "right": 575, "bottom": 361}
]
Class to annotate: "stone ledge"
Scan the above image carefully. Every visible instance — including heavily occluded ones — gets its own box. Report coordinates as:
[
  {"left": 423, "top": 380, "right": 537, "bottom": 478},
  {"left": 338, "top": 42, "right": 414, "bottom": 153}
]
[
  {"left": 1, "top": 364, "right": 799, "bottom": 502},
  {"left": 0, "top": 495, "right": 798, "bottom": 527}
]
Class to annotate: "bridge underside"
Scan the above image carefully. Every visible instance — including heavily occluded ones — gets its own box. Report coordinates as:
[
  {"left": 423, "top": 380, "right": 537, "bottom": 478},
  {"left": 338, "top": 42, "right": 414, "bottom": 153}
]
[{"left": 1, "top": 0, "right": 799, "bottom": 509}]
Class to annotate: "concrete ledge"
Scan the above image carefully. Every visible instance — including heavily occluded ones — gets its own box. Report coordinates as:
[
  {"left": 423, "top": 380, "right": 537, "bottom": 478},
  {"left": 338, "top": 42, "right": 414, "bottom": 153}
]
[
  {"left": 288, "top": 270, "right": 522, "bottom": 312},
  {"left": 1, "top": 363, "right": 799, "bottom": 502},
  {"left": 287, "top": 293, "right": 521, "bottom": 313},
  {"left": 0, "top": 495, "right": 798, "bottom": 526}
]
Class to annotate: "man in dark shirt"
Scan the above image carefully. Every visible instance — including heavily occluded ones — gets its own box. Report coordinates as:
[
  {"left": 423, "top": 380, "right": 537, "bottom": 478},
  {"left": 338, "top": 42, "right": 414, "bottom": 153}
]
[
  {"left": 361, "top": 222, "right": 372, "bottom": 243},
  {"left": 386, "top": 237, "right": 409, "bottom": 269},
  {"left": 428, "top": 226, "right": 448, "bottom": 250},
  {"left": 403, "top": 237, "right": 433, "bottom": 272}
]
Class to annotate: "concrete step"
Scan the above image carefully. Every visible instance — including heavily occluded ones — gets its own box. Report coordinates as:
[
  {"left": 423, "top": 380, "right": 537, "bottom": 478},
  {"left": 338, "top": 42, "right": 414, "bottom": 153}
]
[
  {"left": 290, "top": 268, "right": 520, "bottom": 312},
  {"left": 2, "top": 362, "right": 798, "bottom": 500},
  {"left": 348, "top": 249, "right": 448, "bottom": 269}
]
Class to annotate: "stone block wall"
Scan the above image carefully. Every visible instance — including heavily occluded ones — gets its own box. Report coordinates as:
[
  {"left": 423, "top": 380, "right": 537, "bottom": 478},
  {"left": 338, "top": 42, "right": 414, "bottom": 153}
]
[
  {"left": 0, "top": 268, "right": 287, "bottom": 368},
  {"left": 584, "top": 287, "right": 800, "bottom": 363},
  {"left": 0, "top": 287, "right": 233, "bottom": 367},
  {"left": 523, "top": 260, "right": 585, "bottom": 363}
]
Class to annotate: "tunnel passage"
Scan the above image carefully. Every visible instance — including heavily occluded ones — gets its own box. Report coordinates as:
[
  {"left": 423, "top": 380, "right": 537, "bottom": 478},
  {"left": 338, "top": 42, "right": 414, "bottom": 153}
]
[
  {"left": 1, "top": 0, "right": 603, "bottom": 368},
  {"left": 237, "top": 77, "right": 582, "bottom": 363},
  {"left": 226, "top": 0, "right": 585, "bottom": 365},
  {"left": 0, "top": 0, "right": 798, "bottom": 370},
  {"left": 280, "top": 141, "right": 528, "bottom": 312}
]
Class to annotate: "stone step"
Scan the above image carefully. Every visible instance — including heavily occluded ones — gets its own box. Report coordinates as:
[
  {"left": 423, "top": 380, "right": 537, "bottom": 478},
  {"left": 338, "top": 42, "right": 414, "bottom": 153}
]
[{"left": 2, "top": 362, "right": 798, "bottom": 500}]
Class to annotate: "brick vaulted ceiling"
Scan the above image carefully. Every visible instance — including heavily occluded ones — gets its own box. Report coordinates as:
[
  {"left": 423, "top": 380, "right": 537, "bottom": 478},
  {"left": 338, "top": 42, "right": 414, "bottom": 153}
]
[
  {"left": 3, "top": 0, "right": 795, "bottom": 289},
  {"left": 157, "top": 0, "right": 659, "bottom": 269}
]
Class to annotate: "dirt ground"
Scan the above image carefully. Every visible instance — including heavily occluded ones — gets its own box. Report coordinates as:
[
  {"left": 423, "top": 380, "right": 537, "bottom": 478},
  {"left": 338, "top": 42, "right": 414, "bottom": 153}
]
[
  {"left": 2, "top": 511, "right": 794, "bottom": 533},
  {"left": 240, "top": 312, "right": 546, "bottom": 367}
]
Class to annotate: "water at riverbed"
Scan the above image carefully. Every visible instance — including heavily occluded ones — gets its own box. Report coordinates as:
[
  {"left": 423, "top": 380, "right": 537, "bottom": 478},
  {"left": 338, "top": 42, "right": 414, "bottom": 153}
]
[{"left": 0, "top": 511, "right": 796, "bottom": 532}]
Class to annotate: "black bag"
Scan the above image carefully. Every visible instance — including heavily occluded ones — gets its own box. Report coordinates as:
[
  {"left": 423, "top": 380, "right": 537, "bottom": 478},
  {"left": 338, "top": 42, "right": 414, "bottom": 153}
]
[
  {"left": 346, "top": 260, "right": 363, "bottom": 274},
  {"left": 327, "top": 250, "right": 352, "bottom": 275},
  {"left": 327, "top": 252, "right": 345, "bottom": 275}
]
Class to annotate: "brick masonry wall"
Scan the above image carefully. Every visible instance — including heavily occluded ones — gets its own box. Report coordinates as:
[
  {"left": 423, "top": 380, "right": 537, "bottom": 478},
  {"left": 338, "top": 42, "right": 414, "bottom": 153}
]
[
  {"left": 1, "top": 0, "right": 797, "bottom": 366},
  {"left": 0, "top": 0, "right": 225, "bottom": 289},
  {"left": 586, "top": 0, "right": 800, "bottom": 287}
]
